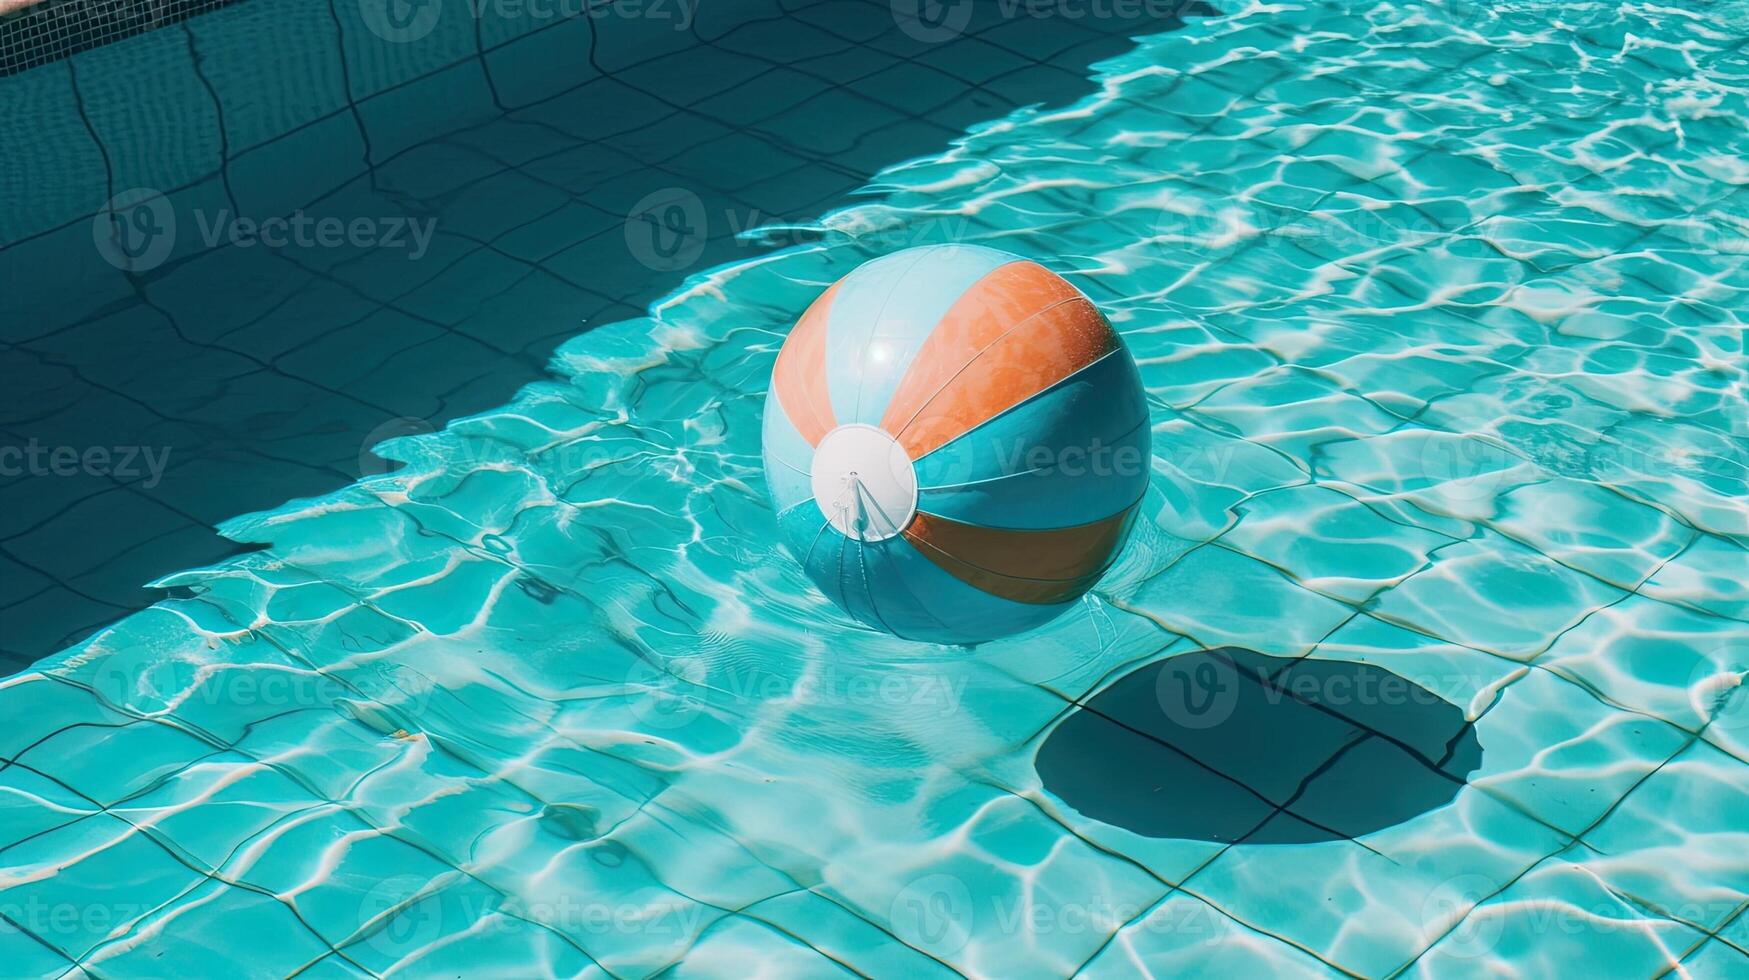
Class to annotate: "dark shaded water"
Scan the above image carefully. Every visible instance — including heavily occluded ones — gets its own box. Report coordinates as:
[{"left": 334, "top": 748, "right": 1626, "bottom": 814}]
[
  {"left": 0, "top": 0, "right": 1213, "bottom": 673},
  {"left": 1038, "top": 647, "right": 1483, "bottom": 843}
]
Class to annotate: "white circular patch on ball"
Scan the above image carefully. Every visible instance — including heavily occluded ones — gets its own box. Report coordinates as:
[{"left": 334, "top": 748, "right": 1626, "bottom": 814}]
[{"left": 810, "top": 424, "right": 917, "bottom": 542}]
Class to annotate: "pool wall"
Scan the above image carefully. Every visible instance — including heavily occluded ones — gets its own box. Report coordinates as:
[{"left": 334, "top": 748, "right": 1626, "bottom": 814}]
[{"left": 3, "top": 0, "right": 776, "bottom": 323}]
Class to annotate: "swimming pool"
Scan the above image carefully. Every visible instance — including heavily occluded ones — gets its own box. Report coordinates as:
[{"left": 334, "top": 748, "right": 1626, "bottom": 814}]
[{"left": 3, "top": 0, "right": 1748, "bottom": 976}]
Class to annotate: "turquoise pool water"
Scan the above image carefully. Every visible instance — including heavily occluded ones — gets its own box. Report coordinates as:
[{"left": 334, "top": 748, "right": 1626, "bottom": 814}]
[{"left": 4, "top": 0, "right": 1748, "bottom": 975}]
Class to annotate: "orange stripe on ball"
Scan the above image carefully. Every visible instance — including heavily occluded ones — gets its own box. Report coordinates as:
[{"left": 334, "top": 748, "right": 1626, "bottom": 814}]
[
  {"left": 902, "top": 506, "right": 1136, "bottom": 605},
  {"left": 772, "top": 280, "right": 840, "bottom": 446},
  {"left": 883, "top": 261, "right": 1116, "bottom": 460}
]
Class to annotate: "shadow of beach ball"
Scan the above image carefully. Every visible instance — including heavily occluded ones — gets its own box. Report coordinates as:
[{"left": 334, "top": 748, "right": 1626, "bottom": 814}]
[{"left": 1037, "top": 647, "right": 1482, "bottom": 844}]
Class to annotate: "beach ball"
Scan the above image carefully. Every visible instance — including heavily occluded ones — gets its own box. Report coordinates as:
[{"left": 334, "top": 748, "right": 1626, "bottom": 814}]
[{"left": 761, "top": 245, "right": 1152, "bottom": 645}]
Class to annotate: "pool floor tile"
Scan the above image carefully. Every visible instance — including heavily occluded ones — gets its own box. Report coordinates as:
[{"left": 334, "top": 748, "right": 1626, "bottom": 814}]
[
  {"left": 1220, "top": 484, "right": 1452, "bottom": 604},
  {"left": 1466, "top": 667, "right": 1689, "bottom": 836},
  {"left": 1369, "top": 534, "right": 1630, "bottom": 661},
  {"left": 1404, "top": 855, "right": 1709, "bottom": 977},
  {"left": 1536, "top": 594, "right": 1749, "bottom": 746},
  {"left": 82, "top": 877, "right": 337, "bottom": 979},
  {"left": 1117, "top": 545, "right": 1356, "bottom": 657},
  {"left": 1079, "top": 892, "right": 1336, "bottom": 980},
  {"left": 18, "top": 720, "right": 216, "bottom": 808},
  {"left": 0, "top": 814, "right": 202, "bottom": 962},
  {"left": 1579, "top": 740, "right": 1749, "bottom": 931}
]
